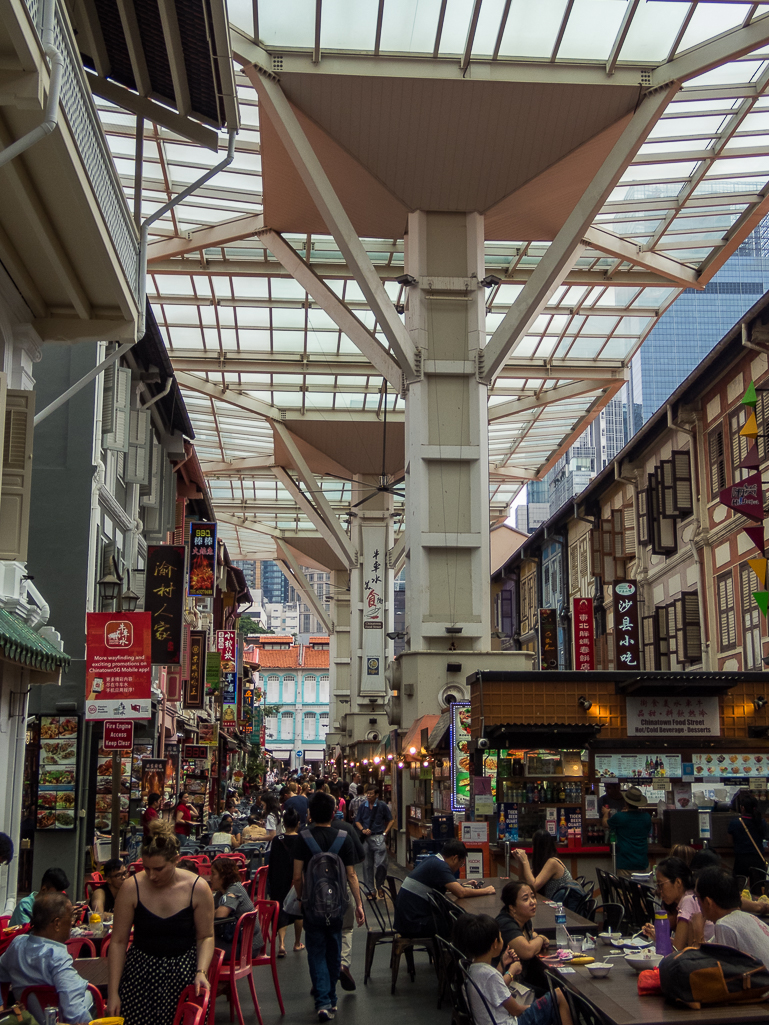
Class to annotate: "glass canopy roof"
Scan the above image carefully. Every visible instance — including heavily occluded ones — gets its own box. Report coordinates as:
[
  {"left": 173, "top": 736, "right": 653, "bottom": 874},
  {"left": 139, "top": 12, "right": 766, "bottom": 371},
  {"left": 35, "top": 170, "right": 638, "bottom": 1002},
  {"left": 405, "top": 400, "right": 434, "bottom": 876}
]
[{"left": 94, "top": 0, "right": 769, "bottom": 564}]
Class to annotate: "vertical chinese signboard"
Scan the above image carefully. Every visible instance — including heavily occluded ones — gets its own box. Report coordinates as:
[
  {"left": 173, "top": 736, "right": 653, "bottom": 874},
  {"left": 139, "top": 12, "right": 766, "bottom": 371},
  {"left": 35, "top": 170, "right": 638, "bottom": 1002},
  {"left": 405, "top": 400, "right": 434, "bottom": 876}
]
[
  {"left": 572, "top": 597, "right": 595, "bottom": 671},
  {"left": 450, "top": 702, "right": 472, "bottom": 812},
  {"left": 614, "top": 580, "right": 640, "bottom": 669},
  {"left": 360, "top": 526, "right": 386, "bottom": 694},
  {"left": 217, "top": 630, "right": 237, "bottom": 729},
  {"left": 145, "top": 546, "right": 185, "bottom": 663},
  {"left": 184, "top": 631, "right": 206, "bottom": 709},
  {"left": 85, "top": 612, "right": 152, "bottom": 719},
  {"left": 538, "top": 608, "right": 558, "bottom": 670},
  {"left": 188, "top": 522, "right": 217, "bottom": 597}
]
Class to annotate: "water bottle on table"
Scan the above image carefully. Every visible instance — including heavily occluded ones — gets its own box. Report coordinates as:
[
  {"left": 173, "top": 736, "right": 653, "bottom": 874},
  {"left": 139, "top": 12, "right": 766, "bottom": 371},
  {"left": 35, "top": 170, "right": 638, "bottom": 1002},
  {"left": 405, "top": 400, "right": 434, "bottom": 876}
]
[
  {"left": 654, "top": 910, "right": 672, "bottom": 956},
  {"left": 555, "top": 903, "right": 570, "bottom": 950}
]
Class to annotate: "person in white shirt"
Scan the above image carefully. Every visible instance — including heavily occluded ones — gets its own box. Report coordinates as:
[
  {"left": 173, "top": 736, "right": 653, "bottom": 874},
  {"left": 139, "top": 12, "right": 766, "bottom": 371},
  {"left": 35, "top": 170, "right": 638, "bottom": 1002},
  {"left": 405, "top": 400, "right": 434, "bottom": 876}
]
[
  {"left": 453, "top": 913, "right": 572, "bottom": 1025},
  {"left": 697, "top": 867, "right": 769, "bottom": 966}
]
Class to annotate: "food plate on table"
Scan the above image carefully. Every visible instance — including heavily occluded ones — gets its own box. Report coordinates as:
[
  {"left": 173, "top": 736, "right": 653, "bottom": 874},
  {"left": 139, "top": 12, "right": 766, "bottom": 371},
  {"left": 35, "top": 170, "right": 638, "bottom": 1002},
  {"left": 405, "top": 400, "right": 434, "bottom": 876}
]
[{"left": 617, "top": 937, "right": 653, "bottom": 949}]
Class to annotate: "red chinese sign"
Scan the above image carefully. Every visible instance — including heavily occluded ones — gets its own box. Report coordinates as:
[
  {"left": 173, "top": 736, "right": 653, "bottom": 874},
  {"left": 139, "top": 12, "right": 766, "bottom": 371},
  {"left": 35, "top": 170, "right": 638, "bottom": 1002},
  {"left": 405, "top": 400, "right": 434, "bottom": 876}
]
[
  {"left": 85, "top": 612, "right": 152, "bottom": 720},
  {"left": 103, "top": 720, "right": 134, "bottom": 751},
  {"left": 719, "top": 471, "right": 764, "bottom": 522},
  {"left": 538, "top": 608, "right": 558, "bottom": 670},
  {"left": 188, "top": 522, "right": 217, "bottom": 596},
  {"left": 613, "top": 581, "right": 640, "bottom": 670},
  {"left": 572, "top": 597, "right": 594, "bottom": 671}
]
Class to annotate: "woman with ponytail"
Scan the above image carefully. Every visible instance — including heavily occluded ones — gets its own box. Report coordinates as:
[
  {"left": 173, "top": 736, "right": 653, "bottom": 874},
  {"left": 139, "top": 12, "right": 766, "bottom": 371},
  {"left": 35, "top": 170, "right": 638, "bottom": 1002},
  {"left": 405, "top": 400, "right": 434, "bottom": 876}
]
[{"left": 108, "top": 819, "right": 215, "bottom": 1025}]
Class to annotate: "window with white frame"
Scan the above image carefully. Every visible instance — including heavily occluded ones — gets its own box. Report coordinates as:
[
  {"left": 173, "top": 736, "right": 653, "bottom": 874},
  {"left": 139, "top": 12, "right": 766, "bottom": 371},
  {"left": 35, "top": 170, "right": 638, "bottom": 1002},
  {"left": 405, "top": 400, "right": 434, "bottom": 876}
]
[
  {"left": 320, "top": 713, "right": 329, "bottom": 737},
  {"left": 282, "top": 676, "right": 296, "bottom": 703},
  {"left": 303, "top": 675, "right": 317, "bottom": 702},
  {"left": 280, "top": 712, "right": 294, "bottom": 740},
  {"left": 318, "top": 675, "right": 329, "bottom": 703},
  {"left": 303, "top": 712, "right": 316, "bottom": 740},
  {"left": 266, "top": 675, "right": 280, "bottom": 703},
  {"left": 265, "top": 715, "right": 278, "bottom": 740}
]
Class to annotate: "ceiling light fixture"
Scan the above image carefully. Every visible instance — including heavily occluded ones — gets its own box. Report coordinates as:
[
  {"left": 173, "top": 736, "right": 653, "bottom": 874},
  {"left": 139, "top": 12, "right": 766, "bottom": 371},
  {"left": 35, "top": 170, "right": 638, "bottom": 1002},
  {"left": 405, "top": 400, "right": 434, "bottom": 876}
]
[{"left": 578, "top": 696, "right": 592, "bottom": 712}]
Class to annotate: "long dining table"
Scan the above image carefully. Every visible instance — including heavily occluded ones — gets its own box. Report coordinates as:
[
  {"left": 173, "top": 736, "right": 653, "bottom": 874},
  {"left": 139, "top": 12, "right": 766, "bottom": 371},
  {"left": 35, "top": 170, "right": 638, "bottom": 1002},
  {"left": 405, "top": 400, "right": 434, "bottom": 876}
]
[
  {"left": 548, "top": 957, "right": 769, "bottom": 1025},
  {"left": 452, "top": 877, "right": 596, "bottom": 936}
]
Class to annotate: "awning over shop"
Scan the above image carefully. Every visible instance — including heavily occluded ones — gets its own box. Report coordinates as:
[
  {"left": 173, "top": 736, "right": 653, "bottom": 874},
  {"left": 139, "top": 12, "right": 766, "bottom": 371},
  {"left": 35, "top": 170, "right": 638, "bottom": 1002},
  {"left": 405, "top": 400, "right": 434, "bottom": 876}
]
[
  {"left": 401, "top": 714, "right": 440, "bottom": 756},
  {"left": 0, "top": 610, "right": 70, "bottom": 677},
  {"left": 466, "top": 670, "right": 759, "bottom": 697},
  {"left": 268, "top": 749, "right": 292, "bottom": 759},
  {"left": 428, "top": 710, "right": 452, "bottom": 751},
  {"left": 484, "top": 722, "right": 603, "bottom": 749}
]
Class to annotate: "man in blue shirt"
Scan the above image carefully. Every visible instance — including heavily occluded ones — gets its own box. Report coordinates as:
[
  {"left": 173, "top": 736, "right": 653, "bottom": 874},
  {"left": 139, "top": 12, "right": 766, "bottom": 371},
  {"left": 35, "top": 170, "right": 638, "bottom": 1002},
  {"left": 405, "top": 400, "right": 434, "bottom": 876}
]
[
  {"left": 0, "top": 892, "right": 93, "bottom": 1024},
  {"left": 284, "top": 782, "right": 310, "bottom": 826},
  {"left": 394, "top": 840, "right": 495, "bottom": 937},
  {"left": 10, "top": 867, "right": 70, "bottom": 926},
  {"left": 355, "top": 785, "right": 393, "bottom": 898}
]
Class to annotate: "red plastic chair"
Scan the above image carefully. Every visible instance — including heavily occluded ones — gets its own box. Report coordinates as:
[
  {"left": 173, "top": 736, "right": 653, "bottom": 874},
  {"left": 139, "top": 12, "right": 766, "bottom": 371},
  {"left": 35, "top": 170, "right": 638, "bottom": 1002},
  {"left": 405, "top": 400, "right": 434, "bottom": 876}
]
[
  {"left": 84, "top": 880, "right": 103, "bottom": 901},
  {"left": 215, "top": 910, "right": 261, "bottom": 1025},
  {"left": 173, "top": 949, "right": 224, "bottom": 1024},
  {"left": 20, "top": 983, "right": 105, "bottom": 1019},
  {"left": 174, "top": 1003, "right": 204, "bottom": 1025},
  {"left": 100, "top": 931, "right": 132, "bottom": 958},
  {"left": 254, "top": 899, "right": 284, "bottom": 1015},
  {"left": 128, "top": 861, "right": 144, "bottom": 875},
  {"left": 66, "top": 936, "right": 97, "bottom": 958},
  {"left": 248, "top": 865, "right": 268, "bottom": 902},
  {"left": 0, "top": 915, "right": 10, "bottom": 931}
]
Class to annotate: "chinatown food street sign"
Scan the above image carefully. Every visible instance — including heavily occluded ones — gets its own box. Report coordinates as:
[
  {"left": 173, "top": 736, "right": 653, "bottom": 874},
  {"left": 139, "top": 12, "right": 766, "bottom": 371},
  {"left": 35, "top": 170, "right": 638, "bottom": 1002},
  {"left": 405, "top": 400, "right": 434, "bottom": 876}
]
[
  {"left": 573, "top": 597, "right": 595, "bottom": 671},
  {"left": 184, "top": 631, "right": 206, "bottom": 709},
  {"left": 85, "top": 612, "right": 152, "bottom": 720},
  {"left": 188, "top": 522, "right": 217, "bottom": 597},
  {"left": 146, "top": 546, "right": 185, "bottom": 664},
  {"left": 613, "top": 580, "right": 640, "bottom": 670},
  {"left": 538, "top": 608, "right": 557, "bottom": 670}
]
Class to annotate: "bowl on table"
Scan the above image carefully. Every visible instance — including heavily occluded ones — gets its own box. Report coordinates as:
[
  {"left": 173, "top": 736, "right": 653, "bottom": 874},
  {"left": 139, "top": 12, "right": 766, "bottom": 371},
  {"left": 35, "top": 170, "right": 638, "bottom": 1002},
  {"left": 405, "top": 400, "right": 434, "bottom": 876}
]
[
  {"left": 586, "top": 962, "right": 613, "bottom": 978},
  {"left": 624, "top": 951, "right": 663, "bottom": 973}
]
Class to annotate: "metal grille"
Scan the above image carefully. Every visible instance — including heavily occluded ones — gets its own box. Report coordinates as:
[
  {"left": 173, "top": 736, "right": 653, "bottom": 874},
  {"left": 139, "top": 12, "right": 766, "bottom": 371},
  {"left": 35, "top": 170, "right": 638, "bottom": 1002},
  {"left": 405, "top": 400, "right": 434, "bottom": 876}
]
[{"left": 23, "top": 0, "right": 139, "bottom": 298}]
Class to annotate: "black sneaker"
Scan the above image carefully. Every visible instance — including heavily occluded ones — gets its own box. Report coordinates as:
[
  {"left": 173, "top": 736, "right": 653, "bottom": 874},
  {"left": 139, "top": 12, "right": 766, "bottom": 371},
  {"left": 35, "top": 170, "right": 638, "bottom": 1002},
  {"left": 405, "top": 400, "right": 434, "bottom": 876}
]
[
  {"left": 339, "top": 966, "right": 356, "bottom": 991},
  {"left": 318, "top": 1010, "right": 336, "bottom": 1022}
]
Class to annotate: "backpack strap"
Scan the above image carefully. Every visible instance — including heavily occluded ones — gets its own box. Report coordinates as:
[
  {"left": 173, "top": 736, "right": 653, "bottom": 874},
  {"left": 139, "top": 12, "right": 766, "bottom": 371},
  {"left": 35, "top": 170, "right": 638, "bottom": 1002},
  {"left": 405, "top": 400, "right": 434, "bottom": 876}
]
[
  {"left": 301, "top": 828, "right": 322, "bottom": 855},
  {"left": 329, "top": 829, "right": 346, "bottom": 856}
]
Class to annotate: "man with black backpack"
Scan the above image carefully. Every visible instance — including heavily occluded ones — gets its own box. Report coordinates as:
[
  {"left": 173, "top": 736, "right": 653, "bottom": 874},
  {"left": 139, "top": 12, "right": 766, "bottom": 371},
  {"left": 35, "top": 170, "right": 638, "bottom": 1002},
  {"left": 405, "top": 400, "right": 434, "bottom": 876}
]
[{"left": 293, "top": 791, "right": 365, "bottom": 1022}]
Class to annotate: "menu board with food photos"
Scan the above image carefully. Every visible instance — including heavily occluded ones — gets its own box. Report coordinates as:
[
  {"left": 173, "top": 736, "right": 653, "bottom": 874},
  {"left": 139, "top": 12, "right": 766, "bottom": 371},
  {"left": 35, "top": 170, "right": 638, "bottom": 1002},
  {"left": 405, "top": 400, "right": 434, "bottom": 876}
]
[
  {"left": 692, "top": 752, "right": 769, "bottom": 777},
  {"left": 451, "top": 702, "right": 472, "bottom": 812},
  {"left": 594, "top": 753, "right": 682, "bottom": 779},
  {"left": 37, "top": 715, "right": 80, "bottom": 830},
  {"left": 94, "top": 744, "right": 131, "bottom": 830}
]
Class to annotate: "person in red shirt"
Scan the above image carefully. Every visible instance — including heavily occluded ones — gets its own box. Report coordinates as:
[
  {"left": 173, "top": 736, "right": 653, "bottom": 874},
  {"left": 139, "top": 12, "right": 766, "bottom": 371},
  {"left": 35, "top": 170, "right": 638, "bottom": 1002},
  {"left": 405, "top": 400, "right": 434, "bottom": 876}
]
[
  {"left": 174, "top": 792, "right": 198, "bottom": 837},
  {"left": 141, "top": 793, "right": 161, "bottom": 838}
]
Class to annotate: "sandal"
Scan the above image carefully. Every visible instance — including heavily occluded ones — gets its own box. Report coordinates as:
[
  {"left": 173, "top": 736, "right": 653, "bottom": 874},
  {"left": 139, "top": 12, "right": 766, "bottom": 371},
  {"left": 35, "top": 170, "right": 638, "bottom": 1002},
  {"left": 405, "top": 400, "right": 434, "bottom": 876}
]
[
  {"left": 278, "top": 949, "right": 286, "bottom": 958},
  {"left": 294, "top": 943, "right": 305, "bottom": 951}
]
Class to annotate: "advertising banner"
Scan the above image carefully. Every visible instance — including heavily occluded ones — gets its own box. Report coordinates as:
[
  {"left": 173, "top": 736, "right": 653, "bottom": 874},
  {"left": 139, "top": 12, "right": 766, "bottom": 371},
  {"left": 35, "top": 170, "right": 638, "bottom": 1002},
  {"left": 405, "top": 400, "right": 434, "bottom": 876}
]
[
  {"left": 188, "top": 522, "right": 217, "bottom": 596},
  {"left": 217, "top": 630, "right": 238, "bottom": 729},
  {"left": 360, "top": 526, "right": 386, "bottom": 694},
  {"left": 199, "top": 721, "right": 219, "bottom": 746},
  {"left": 720, "top": 471, "right": 764, "bottom": 522},
  {"left": 627, "top": 696, "right": 720, "bottom": 738},
  {"left": 613, "top": 580, "right": 640, "bottom": 669},
  {"left": 85, "top": 612, "right": 152, "bottom": 720},
  {"left": 572, "top": 597, "right": 595, "bottom": 671},
  {"left": 185, "top": 631, "right": 206, "bottom": 709},
  {"left": 450, "top": 701, "right": 472, "bottom": 812},
  {"left": 140, "top": 758, "right": 165, "bottom": 799},
  {"left": 37, "top": 715, "right": 79, "bottom": 831},
  {"left": 146, "top": 546, "right": 185, "bottom": 663},
  {"left": 538, "top": 608, "right": 557, "bottom": 669}
]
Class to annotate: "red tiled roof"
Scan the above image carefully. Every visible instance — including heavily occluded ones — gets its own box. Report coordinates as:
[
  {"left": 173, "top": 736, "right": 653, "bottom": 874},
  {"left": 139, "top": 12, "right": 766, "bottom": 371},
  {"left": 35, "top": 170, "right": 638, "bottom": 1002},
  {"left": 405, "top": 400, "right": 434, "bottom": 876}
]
[
  {"left": 302, "top": 648, "right": 330, "bottom": 668},
  {"left": 255, "top": 649, "right": 301, "bottom": 669},
  {"left": 309, "top": 636, "right": 329, "bottom": 644},
  {"left": 250, "top": 634, "right": 295, "bottom": 645}
]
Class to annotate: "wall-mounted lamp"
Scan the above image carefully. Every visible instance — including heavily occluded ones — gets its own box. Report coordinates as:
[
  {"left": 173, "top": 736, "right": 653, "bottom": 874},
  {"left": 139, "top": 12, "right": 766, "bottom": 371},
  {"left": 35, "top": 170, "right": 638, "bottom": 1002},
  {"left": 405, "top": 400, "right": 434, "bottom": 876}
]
[
  {"left": 755, "top": 696, "right": 768, "bottom": 711},
  {"left": 423, "top": 760, "right": 429, "bottom": 767},
  {"left": 397, "top": 761, "right": 404, "bottom": 768},
  {"left": 578, "top": 696, "right": 593, "bottom": 712},
  {"left": 396, "top": 274, "right": 418, "bottom": 287},
  {"left": 409, "top": 746, "right": 416, "bottom": 754},
  {"left": 479, "top": 274, "right": 501, "bottom": 288}
]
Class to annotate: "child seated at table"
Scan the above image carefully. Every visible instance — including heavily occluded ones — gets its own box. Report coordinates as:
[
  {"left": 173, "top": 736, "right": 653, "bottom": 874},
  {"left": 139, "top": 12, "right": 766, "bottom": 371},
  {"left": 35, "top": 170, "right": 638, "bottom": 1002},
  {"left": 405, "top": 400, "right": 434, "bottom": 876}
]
[{"left": 453, "top": 913, "right": 573, "bottom": 1025}]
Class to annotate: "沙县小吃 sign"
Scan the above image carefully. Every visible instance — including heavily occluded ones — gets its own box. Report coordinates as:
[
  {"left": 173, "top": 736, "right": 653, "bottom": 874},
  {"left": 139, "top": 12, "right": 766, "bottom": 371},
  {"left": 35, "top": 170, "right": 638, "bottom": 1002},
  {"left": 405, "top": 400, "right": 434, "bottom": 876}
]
[{"left": 626, "top": 696, "right": 720, "bottom": 737}]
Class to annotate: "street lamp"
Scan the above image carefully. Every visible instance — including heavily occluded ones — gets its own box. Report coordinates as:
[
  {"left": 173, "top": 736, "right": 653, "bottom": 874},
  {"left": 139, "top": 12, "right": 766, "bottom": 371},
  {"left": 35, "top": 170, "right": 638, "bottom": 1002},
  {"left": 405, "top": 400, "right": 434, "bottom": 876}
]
[{"left": 98, "top": 567, "right": 121, "bottom": 607}]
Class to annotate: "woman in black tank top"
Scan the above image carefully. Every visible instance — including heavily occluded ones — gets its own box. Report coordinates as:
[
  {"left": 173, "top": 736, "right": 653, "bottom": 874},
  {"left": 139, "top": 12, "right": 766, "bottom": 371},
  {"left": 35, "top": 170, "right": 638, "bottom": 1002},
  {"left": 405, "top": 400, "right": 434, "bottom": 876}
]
[{"left": 108, "top": 821, "right": 215, "bottom": 1025}]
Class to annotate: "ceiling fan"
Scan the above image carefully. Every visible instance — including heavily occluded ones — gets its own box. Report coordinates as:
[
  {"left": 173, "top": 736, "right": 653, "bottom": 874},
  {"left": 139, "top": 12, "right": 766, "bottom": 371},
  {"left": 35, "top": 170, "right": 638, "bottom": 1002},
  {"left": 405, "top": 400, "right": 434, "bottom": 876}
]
[{"left": 351, "top": 381, "right": 405, "bottom": 509}]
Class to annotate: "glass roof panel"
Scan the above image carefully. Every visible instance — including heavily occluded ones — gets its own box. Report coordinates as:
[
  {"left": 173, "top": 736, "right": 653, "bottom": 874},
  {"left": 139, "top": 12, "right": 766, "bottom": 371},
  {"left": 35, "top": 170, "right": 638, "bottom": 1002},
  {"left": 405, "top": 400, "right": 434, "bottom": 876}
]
[
  {"left": 497, "top": 0, "right": 568, "bottom": 59},
  {"left": 617, "top": 0, "right": 690, "bottom": 63},
  {"left": 321, "top": 0, "right": 379, "bottom": 50},
  {"left": 258, "top": 0, "right": 316, "bottom": 48},
  {"left": 557, "top": 0, "right": 627, "bottom": 61},
  {"left": 378, "top": 0, "right": 444, "bottom": 53},
  {"left": 676, "top": 3, "right": 753, "bottom": 53},
  {"left": 438, "top": 0, "right": 476, "bottom": 53}
]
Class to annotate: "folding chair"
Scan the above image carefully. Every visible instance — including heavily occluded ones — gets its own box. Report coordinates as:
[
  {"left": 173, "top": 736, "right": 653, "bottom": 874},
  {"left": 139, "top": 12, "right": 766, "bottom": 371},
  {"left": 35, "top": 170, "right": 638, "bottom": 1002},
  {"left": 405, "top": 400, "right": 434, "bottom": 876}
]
[
  {"left": 20, "top": 983, "right": 105, "bottom": 1020},
  {"left": 361, "top": 882, "right": 396, "bottom": 984},
  {"left": 434, "top": 936, "right": 471, "bottom": 1025},
  {"left": 215, "top": 910, "right": 262, "bottom": 1025},
  {"left": 592, "top": 902, "right": 624, "bottom": 933},
  {"left": 562, "top": 985, "right": 612, "bottom": 1025},
  {"left": 254, "top": 899, "right": 284, "bottom": 1014},
  {"left": 384, "top": 875, "right": 401, "bottom": 904},
  {"left": 361, "top": 883, "right": 434, "bottom": 993}
]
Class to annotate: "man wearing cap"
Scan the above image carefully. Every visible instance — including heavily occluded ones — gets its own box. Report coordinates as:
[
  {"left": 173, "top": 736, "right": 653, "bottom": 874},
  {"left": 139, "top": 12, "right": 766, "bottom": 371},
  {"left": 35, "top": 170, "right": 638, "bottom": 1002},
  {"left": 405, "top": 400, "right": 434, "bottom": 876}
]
[{"left": 600, "top": 786, "right": 652, "bottom": 878}]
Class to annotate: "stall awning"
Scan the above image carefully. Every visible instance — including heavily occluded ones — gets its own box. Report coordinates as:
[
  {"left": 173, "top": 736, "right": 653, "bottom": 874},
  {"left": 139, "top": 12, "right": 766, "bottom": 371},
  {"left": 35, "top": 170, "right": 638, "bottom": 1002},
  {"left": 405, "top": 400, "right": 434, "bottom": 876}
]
[
  {"left": 467, "top": 670, "right": 760, "bottom": 697},
  {"left": 428, "top": 710, "right": 452, "bottom": 751},
  {"left": 401, "top": 714, "right": 440, "bottom": 755},
  {"left": 0, "top": 610, "right": 70, "bottom": 674},
  {"left": 484, "top": 722, "right": 603, "bottom": 748}
]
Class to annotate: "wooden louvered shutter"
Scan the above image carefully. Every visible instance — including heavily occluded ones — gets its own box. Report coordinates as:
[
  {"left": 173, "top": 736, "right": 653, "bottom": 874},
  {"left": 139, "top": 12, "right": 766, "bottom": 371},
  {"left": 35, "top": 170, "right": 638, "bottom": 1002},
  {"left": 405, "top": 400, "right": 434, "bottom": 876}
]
[
  {"left": 672, "top": 450, "right": 693, "bottom": 516},
  {"left": 709, "top": 427, "right": 726, "bottom": 497},
  {"left": 757, "top": 391, "right": 769, "bottom": 462},
  {"left": 637, "top": 487, "right": 649, "bottom": 546},
  {"left": 126, "top": 408, "right": 152, "bottom": 485},
  {"left": 623, "top": 505, "right": 636, "bottom": 558},
  {"left": 650, "top": 472, "right": 676, "bottom": 555},
  {"left": 590, "top": 527, "right": 602, "bottom": 579},
  {"left": 667, "top": 604, "right": 677, "bottom": 657},
  {"left": 656, "top": 607, "right": 670, "bottom": 670},
  {"left": 0, "top": 389, "right": 34, "bottom": 562},
  {"left": 569, "top": 543, "right": 579, "bottom": 591},
  {"left": 658, "top": 462, "right": 677, "bottom": 518},
  {"left": 642, "top": 614, "right": 658, "bottom": 671},
  {"left": 729, "top": 407, "right": 749, "bottom": 484},
  {"left": 103, "top": 366, "right": 131, "bottom": 452},
  {"left": 717, "top": 572, "right": 736, "bottom": 650},
  {"left": 676, "top": 592, "right": 701, "bottom": 664}
]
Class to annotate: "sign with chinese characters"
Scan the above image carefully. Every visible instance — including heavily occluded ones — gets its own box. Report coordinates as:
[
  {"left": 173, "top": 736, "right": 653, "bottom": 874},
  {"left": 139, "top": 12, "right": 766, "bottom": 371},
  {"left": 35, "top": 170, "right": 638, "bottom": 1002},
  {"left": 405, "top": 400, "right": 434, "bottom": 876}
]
[
  {"left": 720, "top": 471, "right": 764, "bottom": 522},
  {"left": 146, "top": 546, "right": 185, "bottom": 664},
  {"left": 199, "top": 721, "right": 218, "bottom": 746},
  {"left": 613, "top": 580, "right": 640, "bottom": 669},
  {"left": 692, "top": 751, "right": 769, "bottom": 777},
  {"left": 85, "top": 612, "right": 152, "bottom": 720},
  {"left": 572, "top": 597, "right": 594, "bottom": 671},
  {"left": 450, "top": 701, "right": 472, "bottom": 812},
  {"left": 360, "top": 526, "right": 386, "bottom": 694},
  {"left": 595, "top": 752, "right": 683, "bottom": 778},
  {"left": 185, "top": 631, "right": 206, "bottom": 709},
  {"left": 217, "top": 630, "right": 238, "bottom": 730},
  {"left": 242, "top": 675, "right": 256, "bottom": 735},
  {"left": 626, "top": 696, "right": 720, "bottom": 737},
  {"left": 103, "top": 720, "right": 134, "bottom": 751},
  {"left": 188, "top": 522, "right": 217, "bottom": 597},
  {"left": 538, "top": 608, "right": 557, "bottom": 670}
]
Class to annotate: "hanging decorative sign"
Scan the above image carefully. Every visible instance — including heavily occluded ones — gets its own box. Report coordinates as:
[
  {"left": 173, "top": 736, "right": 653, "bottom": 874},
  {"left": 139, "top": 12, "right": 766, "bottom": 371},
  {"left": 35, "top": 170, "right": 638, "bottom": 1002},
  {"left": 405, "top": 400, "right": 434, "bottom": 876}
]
[
  {"left": 572, "top": 597, "right": 594, "bottom": 671},
  {"left": 217, "top": 630, "right": 238, "bottom": 730},
  {"left": 145, "top": 546, "right": 185, "bottom": 664},
  {"left": 360, "top": 526, "right": 386, "bottom": 694},
  {"left": 538, "top": 608, "right": 557, "bottom": 670},
  {"left": 613, "top": 580, "right": 640, "bottom": 669},
  {"left": 744, "top": 526, "right": 765, "bottom": 552},
  {"left": 719, "top": 471, "right": 764, "bottom": 522},
  {"left": 450, "top": 702, "right": 472, "bottom": 812},
  {"left": 188, "top": 522, "right": 217, "bottom": 597},
  {"left": 184, "top": 631, "right": 206, "bottom": 709}
]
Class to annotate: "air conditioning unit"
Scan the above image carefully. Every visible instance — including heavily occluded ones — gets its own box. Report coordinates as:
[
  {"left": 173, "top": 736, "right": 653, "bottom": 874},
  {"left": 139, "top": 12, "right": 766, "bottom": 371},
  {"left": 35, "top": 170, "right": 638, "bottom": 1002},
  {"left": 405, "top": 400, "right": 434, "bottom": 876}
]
[{"left": 366, "top": 730, "right": 380, "bottom": 742}]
